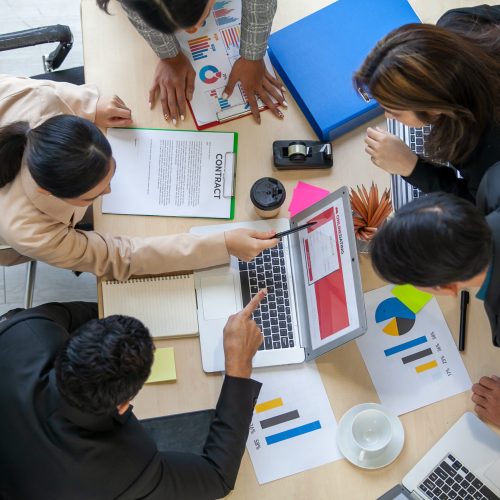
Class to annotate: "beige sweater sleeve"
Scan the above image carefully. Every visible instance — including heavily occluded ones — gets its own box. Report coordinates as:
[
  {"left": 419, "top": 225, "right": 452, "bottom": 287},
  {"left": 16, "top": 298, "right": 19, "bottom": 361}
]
[
  {"left": 0, "top": 74, "right": 99, "bottom": 126},
  {"left": 7, "top": 216, "right": 229, "bottom": 280}
]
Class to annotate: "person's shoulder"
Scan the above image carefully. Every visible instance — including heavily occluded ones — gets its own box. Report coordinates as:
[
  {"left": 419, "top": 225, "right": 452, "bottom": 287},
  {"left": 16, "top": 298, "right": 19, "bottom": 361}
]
[
  {"left": 478, "top": 162, "right": 500, "bottom": 227},
  {"left": 0, "top": 313, "right": 66, "bottom": 354},
  {"left": 0, "top": 75, "right": 67, "bottom": 129}
]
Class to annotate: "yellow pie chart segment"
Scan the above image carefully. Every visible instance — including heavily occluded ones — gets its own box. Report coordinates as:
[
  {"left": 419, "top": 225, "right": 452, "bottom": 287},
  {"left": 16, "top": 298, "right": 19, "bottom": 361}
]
[{"left": 383, "top": 318, "right": 399, "bottom": 336}]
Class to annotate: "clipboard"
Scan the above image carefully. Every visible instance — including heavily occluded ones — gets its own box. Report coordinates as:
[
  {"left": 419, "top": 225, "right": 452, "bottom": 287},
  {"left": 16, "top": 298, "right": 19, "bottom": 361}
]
[
  {"left": 176, "top": 0, "right": 280, "bottom": 130},
  {"left": 102, "top": 127, "right": 238, "bottom": 220}
]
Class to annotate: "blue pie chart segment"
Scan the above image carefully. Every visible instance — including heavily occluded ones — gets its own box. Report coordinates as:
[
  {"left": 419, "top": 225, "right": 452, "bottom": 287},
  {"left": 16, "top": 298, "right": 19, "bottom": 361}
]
[{"left": 375, "top": 297, "right": 416, "bottom": 323}]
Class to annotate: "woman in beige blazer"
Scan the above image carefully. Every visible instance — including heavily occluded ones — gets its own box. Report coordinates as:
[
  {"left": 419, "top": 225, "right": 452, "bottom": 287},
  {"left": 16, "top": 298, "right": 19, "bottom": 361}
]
[{"left": 0, "top": 75, "right": 277, "bottom": 280}]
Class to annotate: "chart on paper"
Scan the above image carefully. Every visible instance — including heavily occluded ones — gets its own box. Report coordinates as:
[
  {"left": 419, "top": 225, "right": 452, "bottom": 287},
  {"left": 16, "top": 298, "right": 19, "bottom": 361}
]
[
  {"left": 246, "top": 363, "right": 341, "bottom": 484},
  {"left": 357, "top": 285, "right": 471, "bottom": 415},
  {"left": 177, "top": 0, "right": 279, "bottom": 128},
  {"left": 254, "top": 397, "right": 322, "bottom": 446}
]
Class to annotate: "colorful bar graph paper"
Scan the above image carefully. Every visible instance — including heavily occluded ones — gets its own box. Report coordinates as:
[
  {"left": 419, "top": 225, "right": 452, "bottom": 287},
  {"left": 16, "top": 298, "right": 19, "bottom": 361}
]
[
  {"left": 255, "top": 397, "right": 283, "bottom": 413},
  {"left": 209, "top": 89, "right": 231, "bottom": 110},
  {"left": 415, "top": 360, "right": 438, "bottom": 373},
  {"left": 384, "top": 336, "right": 428, "bottom": 357},
  {"left": 214, "top": 1, "right": 237, "bottom": 26},
  {"left": 265, "top": 420, "right": 322, "bottom": 445},
  {"left": 221, "top": 26, "right": 241, "bottom": 50},
  {"left": 188, "top": 35, "right": 210, "bottom": 60},
  {"left": 260, "top": 410, "right": 300, "bottom": 430}
]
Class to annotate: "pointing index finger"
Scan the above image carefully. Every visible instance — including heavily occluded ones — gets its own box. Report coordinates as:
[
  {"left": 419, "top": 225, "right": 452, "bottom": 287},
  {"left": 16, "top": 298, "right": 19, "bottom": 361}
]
[{"left": 241, "top": 289, "right": 267, "bottom": 317}]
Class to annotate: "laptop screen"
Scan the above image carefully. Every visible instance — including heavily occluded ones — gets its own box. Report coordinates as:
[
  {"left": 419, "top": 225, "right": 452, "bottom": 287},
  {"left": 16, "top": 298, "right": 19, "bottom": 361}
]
[{"left": 293, "top": 190, "right": 365, "bottom": 354}]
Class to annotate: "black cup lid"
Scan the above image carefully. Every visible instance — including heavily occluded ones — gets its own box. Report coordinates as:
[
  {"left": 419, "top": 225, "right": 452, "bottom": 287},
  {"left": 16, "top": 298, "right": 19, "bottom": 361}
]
[{"left": 250, "top": 177, "right": 286, "bottom": 211}]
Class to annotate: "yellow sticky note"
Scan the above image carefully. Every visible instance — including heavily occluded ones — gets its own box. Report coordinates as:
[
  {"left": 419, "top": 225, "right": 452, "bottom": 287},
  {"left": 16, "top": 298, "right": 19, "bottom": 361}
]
[
  {"left": 146, "top": 347, "right": 176, "bottom": 384},
  {"left": 392, "top": 284, "right": 433, "bottom": 314}
]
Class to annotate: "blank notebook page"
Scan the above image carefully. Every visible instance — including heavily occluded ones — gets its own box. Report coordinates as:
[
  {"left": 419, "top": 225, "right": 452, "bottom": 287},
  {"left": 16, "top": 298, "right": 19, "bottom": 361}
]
[{"left": 102, "top": 275, "right": 198, "bottom": 338}]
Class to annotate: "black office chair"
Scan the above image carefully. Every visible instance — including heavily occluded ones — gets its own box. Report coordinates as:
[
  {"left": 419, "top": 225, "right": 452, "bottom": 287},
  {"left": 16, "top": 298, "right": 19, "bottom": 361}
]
[
  {"left": 0, "top": 24, "right": 85, "bottom": 307},
  {"left": 0, "top": 24, "right": 84, "bottom": 85}
]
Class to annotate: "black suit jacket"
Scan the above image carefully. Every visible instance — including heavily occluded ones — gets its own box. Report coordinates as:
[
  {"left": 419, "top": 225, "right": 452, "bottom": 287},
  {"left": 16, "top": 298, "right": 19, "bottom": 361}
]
[
  {"left": 477, "top": 162, "right": 500, "bottom": 347},
  {"left": 0, "top": 302, "right": 261, "bottom": 499},
  {"left": 404, "top": 121, "right": 500, "bottom": 203}
]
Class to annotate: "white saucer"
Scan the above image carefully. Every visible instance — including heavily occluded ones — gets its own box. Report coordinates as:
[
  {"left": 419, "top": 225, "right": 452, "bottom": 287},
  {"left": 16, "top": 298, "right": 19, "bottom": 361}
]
[{"left": 337, "top": 403, "right": 405, "bottom": 470}]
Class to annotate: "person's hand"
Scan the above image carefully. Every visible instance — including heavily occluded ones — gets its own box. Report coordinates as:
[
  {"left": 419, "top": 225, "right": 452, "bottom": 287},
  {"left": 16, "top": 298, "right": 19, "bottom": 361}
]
[
  {"left": 224, "top": 228, "right": 279, "bottom": 261},
  {"left": 223, "top": 58, "right": 286, "bottom": 124},
  {"left": 471, "top": 375, "right": 500, "bottom": 427},
  {"left": 223, "top": 289, "right": 266, "bottom": 378},
  {"left": 149, "top": 53, "right": 196, "bottom": 126},
  {"left": 95, "top": 95, "right": 133, "bottom": 128},
  {"left": 364, "top": 126, "right": 418, "bottom": 176}
]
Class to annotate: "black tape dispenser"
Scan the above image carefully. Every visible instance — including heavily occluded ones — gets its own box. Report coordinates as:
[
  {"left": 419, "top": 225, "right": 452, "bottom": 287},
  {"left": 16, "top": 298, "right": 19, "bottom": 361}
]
[{"left": 272, "top": 140, "right": 333, "bottom": 169}]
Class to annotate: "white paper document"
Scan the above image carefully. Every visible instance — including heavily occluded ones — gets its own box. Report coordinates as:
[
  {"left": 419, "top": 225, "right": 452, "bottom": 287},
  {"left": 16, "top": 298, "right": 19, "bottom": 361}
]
[
  {"left": 247, "top": 363, "right": 342, "bottom": 484},
  {"left": 303, "top": 220, "right": 340, "bottom": 284},
  {"left": 176, "top": 0, "right": 278, "bottom": 128},
  {"left": 356, "top": 285, "right": 472, "bottom": 416},
  {"left": 102, "top": 128, "right": 236, "bottom": 219}
]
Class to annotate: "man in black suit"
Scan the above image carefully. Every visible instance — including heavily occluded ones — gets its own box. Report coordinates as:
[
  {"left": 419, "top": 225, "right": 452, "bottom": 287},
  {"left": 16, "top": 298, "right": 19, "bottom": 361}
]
[
  {"left": 0, "top": 289, "right": 267, "bottom": 499},
  {"left": 370, "top": 163, "right": 500, "bottom": 427}
]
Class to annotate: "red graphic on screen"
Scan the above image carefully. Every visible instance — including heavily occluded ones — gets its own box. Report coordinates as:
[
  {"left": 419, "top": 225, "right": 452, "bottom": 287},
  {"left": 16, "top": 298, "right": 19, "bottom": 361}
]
[{"left": 307, "top": 207, "right": 350, "bottom": 339}]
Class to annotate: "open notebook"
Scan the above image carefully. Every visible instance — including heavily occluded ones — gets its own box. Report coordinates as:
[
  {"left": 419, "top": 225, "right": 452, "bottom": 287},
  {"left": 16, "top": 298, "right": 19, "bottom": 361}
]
[{"left": 101, "top": 275, "right": 198, "bottom": 338}]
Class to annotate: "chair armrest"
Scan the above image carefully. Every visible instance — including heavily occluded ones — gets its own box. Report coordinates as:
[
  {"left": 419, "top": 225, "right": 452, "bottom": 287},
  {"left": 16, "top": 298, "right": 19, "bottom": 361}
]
[{"left": 0, "top": 25, "right": 73, "bottom": 71}]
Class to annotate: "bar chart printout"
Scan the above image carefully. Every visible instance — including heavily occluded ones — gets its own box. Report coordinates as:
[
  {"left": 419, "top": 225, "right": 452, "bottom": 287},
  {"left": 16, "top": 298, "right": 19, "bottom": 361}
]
[
  {"left": 356, "top": 285, "right": 472, "bottom": 416},
  {"left": 246, "top": 363, "right": 341, "bottom": 484}
]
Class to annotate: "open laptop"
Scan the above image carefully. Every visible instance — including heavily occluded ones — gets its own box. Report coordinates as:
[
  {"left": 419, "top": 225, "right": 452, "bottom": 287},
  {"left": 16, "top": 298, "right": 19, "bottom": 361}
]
[
  {"left": 190, "top": 187, "right": 367, "bottom": 372},
  {"left": 378, "top": 412, "right": 500, "bottom": 500}
]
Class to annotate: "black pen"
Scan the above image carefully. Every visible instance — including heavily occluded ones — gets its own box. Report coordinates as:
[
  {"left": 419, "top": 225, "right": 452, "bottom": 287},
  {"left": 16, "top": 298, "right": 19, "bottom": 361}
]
[
  {"left": 459, "top": 290, "right": 469, "bottom": 352},
  {"left": 273, "top": 221, "right": 317, "bottom": 239}
]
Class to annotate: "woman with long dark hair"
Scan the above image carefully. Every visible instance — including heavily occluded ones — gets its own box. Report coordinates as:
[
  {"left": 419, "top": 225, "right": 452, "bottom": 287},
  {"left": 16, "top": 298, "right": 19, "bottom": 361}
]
[
  {"left": 96, "top": 0, "right": 285, "bottom": 125},
  {"left": 354, "top": 6, "right": 500, "bottom": 202},
  {"left": 0, "top": 75, "right": 277, "bottom": 279}
]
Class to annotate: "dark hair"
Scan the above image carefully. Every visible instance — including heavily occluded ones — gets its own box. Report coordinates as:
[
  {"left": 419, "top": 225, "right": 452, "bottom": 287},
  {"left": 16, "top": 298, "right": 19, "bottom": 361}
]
[
  {"left": 354, "top": 23, "right": 500, "bottom": 164},
  {"left": 437, "top": 6, "right": 500, "bottom": 54},
  {"left": 97, "top": 0, "right": 209, "bottom": 33},
  {"left": 55, "top": 315, "right": 154, "bottom": 415},
  {"left": 371, "top": 193, "right": 493, "bottom": 287},
  {"left": 0, "top": 115, "right": 112, "bottom": 198}
]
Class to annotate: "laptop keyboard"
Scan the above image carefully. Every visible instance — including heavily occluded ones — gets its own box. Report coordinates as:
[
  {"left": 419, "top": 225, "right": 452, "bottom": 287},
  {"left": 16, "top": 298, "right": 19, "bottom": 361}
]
[
  {"left": 408, "top": 126, "right": 430, "bottom": 156},
  {"left": 417, "top": 454, "right": 499, "bottom": 500},
  {"left": 238, "top": 242, "right": 296, "bottom": 351},
  {"left": 387, "top": 119, "right": 431, "bottom": 211}
]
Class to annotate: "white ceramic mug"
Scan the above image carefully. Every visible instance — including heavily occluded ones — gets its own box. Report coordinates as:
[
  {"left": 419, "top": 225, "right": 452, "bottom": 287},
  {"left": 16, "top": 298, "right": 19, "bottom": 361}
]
[{"left": 351, "top": 408, "right": 393, "bottom": 462}]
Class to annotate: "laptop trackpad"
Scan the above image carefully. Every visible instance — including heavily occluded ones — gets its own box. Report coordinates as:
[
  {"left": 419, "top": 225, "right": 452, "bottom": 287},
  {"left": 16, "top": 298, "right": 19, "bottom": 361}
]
[
  {"left": 484, "top": 458, "right": 500, "bottom": 488},
  {"left": 201, "top": 274, "right": 239, "bottom": 320}
]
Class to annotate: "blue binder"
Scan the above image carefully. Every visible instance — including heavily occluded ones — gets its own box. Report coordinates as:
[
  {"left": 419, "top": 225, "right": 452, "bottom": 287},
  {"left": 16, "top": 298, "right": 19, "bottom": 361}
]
[{"left": 268, "top": 0, "right": 420, "bottom": 141}]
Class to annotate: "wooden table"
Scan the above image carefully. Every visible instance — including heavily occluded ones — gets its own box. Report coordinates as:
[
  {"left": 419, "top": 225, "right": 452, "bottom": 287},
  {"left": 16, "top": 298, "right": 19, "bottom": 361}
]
[{"left": 81, "top": 1, "right": 499, "bottom": 497}]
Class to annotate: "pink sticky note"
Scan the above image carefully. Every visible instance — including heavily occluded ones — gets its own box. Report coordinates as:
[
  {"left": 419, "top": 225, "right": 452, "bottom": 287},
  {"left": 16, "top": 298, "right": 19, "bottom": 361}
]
[{"left": 288, "top": 182, "right": 330, "bottom": 216}]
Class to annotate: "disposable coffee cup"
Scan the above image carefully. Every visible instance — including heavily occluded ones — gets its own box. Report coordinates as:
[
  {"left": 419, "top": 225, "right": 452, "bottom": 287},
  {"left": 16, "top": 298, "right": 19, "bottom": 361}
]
[{"left": 250, "top": 177, "right": 286, "bottom": 219}]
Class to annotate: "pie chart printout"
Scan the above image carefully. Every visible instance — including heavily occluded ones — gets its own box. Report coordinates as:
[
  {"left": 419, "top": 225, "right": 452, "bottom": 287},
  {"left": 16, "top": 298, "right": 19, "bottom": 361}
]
[{"left": 375, "top": 297, "right": 416, "bottom": 336}]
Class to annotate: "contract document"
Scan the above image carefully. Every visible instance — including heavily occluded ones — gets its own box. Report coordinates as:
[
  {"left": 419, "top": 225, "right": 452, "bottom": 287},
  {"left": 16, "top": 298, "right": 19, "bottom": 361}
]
[{"left": 102, "top": 128, "right": 237, "bottom": 219}]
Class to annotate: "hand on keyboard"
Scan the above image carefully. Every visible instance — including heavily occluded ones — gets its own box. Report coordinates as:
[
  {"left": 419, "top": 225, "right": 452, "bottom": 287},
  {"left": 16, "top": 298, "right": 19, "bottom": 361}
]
[
  {"left": 365, "top": 126, "right": 418, "bottom": 176},
  {"left": 225, "top": 228, "right": 279, "bottom": 262},
  {"left": 223, "top": 289, "right": 267, "bottom": 378}
]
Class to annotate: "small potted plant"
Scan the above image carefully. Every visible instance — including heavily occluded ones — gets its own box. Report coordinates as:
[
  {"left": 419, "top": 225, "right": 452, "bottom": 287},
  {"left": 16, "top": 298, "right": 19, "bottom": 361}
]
[{"left": 350, "top": 183, "right": 392, "bottom": 253}]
